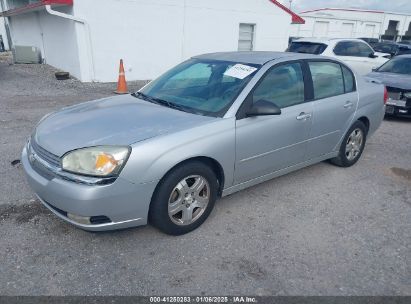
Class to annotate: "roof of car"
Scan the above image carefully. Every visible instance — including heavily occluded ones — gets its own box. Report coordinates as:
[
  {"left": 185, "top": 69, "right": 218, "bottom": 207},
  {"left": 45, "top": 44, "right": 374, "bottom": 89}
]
[
  {"left": 193, "top": 51, "right": 316, "bottom": 65},
  {"left": 396, "top": 54, "right": 411, "bottom": 58},
  {"left": 293, "top": 38, "right": 366, "bottom": 44},
  {"left": 376, "top": 41, "right": 411, "bottom": 47}
]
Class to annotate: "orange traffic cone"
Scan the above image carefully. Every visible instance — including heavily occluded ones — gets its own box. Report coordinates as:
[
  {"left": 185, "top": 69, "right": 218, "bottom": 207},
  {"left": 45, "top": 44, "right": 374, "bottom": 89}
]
[{"left": 114, "top": 59, "right": 129, "bottom": 94}]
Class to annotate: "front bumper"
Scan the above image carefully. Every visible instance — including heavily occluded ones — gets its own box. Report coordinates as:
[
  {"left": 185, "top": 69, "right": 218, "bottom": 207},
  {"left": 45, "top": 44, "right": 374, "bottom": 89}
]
[{"left": 22, "top": 146, "right": 158, "bottom": 231}]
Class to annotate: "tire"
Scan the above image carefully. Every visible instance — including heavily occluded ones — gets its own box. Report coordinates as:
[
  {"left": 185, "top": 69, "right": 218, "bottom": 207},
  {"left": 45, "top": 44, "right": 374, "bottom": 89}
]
[
  {"left": 149, "top": 161, "right": 218, "bottom": 235},
  {"left": 330, "top": 120, "right": 367, "bottom": 167}
]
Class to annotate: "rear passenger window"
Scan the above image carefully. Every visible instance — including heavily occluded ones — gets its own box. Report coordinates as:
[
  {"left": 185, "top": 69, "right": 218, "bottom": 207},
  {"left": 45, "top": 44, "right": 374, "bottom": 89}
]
[
  {"left": 252, "top": 63, "right": 305, "bottom": 109},
  {"left": 309, "top": 61, "right": 345, "bottom": 99},
  {"left": 342, "top": 65, "right": 355, "bottom": 93}
]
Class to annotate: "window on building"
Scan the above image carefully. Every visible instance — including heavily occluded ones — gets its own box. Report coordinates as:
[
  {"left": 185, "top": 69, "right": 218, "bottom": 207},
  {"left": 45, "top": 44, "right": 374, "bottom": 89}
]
[
  {"left": 381, "top": 20, "right": 399, "bottom": 41},
  {"left": 308, "top": 61, "right": 345, "bottom": 99},
  {"left": 402, "top": 22, "right": 411, "bottom": 42},
  {"left": 252, "top": 63, "right": 305, "bottom": 109},
  {"left": 238, "top": 24, "right": 255, "bottom": 51}
]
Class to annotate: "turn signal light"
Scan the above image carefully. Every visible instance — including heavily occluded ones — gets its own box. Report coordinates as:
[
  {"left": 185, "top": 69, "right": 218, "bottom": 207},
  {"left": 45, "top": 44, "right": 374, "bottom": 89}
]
[{"left": 95, "top": 153, "right": 118, "bottom": 175}]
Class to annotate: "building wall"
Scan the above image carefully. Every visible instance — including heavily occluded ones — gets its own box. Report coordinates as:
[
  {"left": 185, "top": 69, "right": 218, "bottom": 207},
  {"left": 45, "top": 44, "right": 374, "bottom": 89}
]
[
  {"left": 290, "top": 9, "right": 411, "bottom": 41},
  {"left": 0, "top": 16, "right": 10, "bottom": 50},
  {"left": 71, "top": 0, "right": 292, "bottom": 82},
  {"left": 8, "top": 7, "right": 82, "bottom": 78}
]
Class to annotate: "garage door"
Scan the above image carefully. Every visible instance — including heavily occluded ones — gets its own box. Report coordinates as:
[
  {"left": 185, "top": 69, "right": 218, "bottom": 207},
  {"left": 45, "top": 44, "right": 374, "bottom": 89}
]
[
  {"left": 314, "top": 21, "right": 330, "bottom": 38},
  {"left": 341, "top": 23, "right": 354, "bottom": 38},
  {"left": 365, "top": 24, "right": 376, "bottom": 37}
]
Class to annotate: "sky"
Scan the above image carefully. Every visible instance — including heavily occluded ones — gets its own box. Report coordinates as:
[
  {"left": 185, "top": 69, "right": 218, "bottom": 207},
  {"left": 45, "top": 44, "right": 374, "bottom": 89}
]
[{"left": 278, "top": 0, "right": 411, "bottom": 14}]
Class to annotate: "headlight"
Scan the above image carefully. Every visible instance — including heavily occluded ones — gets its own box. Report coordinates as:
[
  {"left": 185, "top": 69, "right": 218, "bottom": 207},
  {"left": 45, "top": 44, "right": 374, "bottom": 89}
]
[{"left": 62, "top": 146, "right": 130, "bottom": 177}]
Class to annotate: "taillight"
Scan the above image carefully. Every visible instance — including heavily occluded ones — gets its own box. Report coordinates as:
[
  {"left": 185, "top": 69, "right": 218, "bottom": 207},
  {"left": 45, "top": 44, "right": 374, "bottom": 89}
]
[{"left": 384, "top": 86, "right": 388, "bottom": 104}]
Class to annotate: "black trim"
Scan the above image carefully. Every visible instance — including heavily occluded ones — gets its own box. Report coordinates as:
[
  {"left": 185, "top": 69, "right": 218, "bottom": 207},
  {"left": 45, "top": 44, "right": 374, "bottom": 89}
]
[{"left": 301, "top": 60, "right": 314, "bottom": 101}]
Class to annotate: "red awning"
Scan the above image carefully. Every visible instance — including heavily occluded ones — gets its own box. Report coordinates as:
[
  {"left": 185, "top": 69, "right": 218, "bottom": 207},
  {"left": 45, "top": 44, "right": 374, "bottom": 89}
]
[
  {"left": 0, "top": 0, "right": 73, "bottom": 17},
  {"left": 270, "top": 0, "right": 305, "bottom": 24}
]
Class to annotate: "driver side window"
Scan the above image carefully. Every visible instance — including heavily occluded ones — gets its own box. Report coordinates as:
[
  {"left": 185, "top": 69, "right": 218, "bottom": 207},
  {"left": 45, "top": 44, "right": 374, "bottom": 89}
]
[{"left": 252, "top": 63, "right": 305, "bottom": 109}]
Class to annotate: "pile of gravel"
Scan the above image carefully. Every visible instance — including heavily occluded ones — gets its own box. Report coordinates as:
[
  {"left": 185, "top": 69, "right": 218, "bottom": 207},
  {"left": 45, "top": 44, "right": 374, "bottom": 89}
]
[{"left": 0, "top": 54, "right": 149, "bottom": 98}]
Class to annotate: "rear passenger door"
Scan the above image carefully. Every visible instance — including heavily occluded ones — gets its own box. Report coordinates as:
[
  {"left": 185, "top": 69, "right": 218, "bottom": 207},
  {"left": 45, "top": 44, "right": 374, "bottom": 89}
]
[{"left": 305, "top": 61, "right": 358, "bottom": 160}]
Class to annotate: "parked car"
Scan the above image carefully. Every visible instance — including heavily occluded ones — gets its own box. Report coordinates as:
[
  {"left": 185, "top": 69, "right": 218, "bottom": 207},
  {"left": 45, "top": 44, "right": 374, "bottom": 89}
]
[
  {"left": 359, "top": 37, "right": 379, "bottom": 48},
  {"left": 22, "top": 52, "right": 386, "bottom": 235},
  {"left": 0, "top": 36, "right": 4, "bottom": 52},
  {"left": 372, "top": 41, "right": 411, "bottom": 57},
  {"left": 288, "top": 38, "right": 390, "bottom": 75},
  {"left": 367, "top": 54, "right": 411, "bottom": 116}
]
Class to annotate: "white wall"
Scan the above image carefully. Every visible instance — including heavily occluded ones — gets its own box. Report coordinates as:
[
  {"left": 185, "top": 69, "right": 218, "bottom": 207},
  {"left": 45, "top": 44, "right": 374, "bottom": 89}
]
[
  {"left": 72, "top": 0, "right": 293, "bottom": 82},
  {"left": 5, "top": 0, "right": 294, "bottom": 82},
  {"left": 8, "top": 7, "right": 82, "bottom": 78},
  {"left": 0, "top": 17, "right": 10, "bottom": 50},
  {"left": 290, "top": 10, "right": 385, "bottom": 39},
  {"left": 290, "top": 9, "right": 411, "bottom": 40}
]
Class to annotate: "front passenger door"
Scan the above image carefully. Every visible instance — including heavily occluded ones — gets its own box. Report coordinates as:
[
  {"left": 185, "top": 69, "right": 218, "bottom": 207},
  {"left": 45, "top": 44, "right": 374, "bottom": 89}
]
[{"left": 234, "top": 62, "right": 313, "bottom": 184}]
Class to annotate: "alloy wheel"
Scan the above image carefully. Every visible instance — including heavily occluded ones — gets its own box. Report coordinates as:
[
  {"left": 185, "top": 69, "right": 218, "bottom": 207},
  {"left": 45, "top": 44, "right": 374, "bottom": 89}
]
[{"left": 168, "top": 175, "right": 210, "bottom": 226}]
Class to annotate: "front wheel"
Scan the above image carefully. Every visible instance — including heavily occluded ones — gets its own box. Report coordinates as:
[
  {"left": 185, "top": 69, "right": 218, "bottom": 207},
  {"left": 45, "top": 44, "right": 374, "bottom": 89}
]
[
  {"left": 330, "top": 121, "right": 367, "bottom": 167},
  {"left": 149, "top": 161, "right": 218, "bottom": 235}
]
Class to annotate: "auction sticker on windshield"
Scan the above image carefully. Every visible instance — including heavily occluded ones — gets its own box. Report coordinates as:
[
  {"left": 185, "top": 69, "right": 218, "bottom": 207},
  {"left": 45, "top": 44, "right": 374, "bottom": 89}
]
[{"left": 224, "top": 64, "right": 257, "bottom": 79}]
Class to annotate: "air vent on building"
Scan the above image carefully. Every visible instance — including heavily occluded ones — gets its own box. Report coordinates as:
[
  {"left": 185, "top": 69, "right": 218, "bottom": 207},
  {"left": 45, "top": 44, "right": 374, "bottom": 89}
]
[{"left": 13, "top": 45, "right": 42, "bottom": 64}]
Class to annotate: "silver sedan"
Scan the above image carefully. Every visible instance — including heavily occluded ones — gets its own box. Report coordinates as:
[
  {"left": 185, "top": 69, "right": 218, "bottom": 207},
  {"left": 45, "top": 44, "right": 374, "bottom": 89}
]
[{"left": 22, "top": 52, "right": 385, "bottom": 235}]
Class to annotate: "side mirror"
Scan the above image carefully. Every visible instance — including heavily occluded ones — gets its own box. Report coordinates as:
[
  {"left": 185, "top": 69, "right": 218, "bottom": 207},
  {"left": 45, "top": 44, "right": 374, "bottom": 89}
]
[
  {"left": 372, "top": 67, "right": 377, "bottom": 72},
  {"left": 246, "top": 100, "right": 281, "bottom": 117},
  {"left": 368, "top": 52, "right": 378, "bottom": 58}
]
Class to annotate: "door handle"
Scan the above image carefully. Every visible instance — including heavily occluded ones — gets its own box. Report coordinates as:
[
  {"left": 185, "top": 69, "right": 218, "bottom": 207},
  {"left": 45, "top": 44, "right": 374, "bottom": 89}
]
[
  {"left": 296, "top": 112, "right": 312, "bottom": 121},
  {"left": 344, "top": 102, "right": 354, "bottom": 109}
]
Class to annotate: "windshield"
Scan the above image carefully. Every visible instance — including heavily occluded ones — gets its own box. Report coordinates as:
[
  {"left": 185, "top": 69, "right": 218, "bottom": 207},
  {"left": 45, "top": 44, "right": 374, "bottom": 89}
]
[
  {"left": 138, "top": 59, "right": 260, "bottom": 117},
  {"left": 377, "top": 57, "right": 411, "bottom": 75},
  {"left": 287, "top": 42, "right": 327, "bottom": 55}
]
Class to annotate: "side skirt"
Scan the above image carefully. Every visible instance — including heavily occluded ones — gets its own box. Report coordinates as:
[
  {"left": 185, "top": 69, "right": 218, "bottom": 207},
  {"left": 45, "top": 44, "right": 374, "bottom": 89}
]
[{"left": 222, "top": 152, "right": 339, "bottom": 197}]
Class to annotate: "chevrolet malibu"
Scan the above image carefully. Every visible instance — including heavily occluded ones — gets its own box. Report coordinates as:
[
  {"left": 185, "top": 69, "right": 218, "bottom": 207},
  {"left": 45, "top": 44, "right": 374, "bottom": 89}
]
[{"left": 22, "top": 52, "right": 386, "bottom": 235}]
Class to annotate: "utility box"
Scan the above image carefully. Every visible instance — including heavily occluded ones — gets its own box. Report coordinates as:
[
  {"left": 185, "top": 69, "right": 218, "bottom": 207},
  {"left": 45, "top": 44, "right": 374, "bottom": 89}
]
[{"left": 13, "top": 45, "right": 42, "bottom": 64}]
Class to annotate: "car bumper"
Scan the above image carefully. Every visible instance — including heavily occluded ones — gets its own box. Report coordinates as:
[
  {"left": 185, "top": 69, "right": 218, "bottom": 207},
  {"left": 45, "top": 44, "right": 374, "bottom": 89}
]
[
  {"left": 22, "top": 146, "right": 158, "bottom": 231},
  {"left": 385, "top": 104, "right": 411, "bottom": 116}
]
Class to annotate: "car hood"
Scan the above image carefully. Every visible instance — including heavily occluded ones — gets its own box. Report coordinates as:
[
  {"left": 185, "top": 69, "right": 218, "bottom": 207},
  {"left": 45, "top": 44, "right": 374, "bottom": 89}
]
[
  {"left": 374, "top": 51, "right": 391, "bottom": 58},
  {"left": 34, "top": 95, "right": 217, "bottom": 156},
  {"left": 366, "top": 72, "right": 411, "bottom": 91}
]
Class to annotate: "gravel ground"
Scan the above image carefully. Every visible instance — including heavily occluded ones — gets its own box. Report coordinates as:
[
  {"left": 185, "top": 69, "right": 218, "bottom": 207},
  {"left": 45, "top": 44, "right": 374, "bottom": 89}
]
[{"left": 0, "top": 55, "right": 410, "bottom": 296}]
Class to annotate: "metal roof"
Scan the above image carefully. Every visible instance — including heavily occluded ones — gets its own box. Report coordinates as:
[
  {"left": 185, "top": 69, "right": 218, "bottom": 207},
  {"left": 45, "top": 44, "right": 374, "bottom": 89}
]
[
  {"left": 270, "top": 0, "right": 305, "bottom": 24},
  {"left": 0, "top": 0, "right": 73, "bottom": 17},
  {"left": 0, "top": 0, "right": 305, "bottom": 24}
]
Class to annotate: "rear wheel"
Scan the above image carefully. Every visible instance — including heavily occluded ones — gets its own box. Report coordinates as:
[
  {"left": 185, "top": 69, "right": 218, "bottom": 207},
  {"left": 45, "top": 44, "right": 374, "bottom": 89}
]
[
  {"left": 149, "top": 161, "right": 218, "bottom": 235},
  {"left": 330, "top": 121, "right": 367, "bottom": 167}
]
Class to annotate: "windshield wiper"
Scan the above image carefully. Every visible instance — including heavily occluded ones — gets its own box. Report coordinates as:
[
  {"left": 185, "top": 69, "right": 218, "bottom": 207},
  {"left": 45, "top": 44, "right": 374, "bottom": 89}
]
[{"left": 132, "top": 92, "right": 194, "bottom": 114}]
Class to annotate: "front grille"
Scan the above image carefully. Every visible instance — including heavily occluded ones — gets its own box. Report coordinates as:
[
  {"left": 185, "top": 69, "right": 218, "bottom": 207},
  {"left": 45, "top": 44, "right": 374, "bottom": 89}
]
[
  {"left": 31, "top": 159, "right": 56, "bottom": 180},
  {"left": 30, "top": 137, "right": 61, "bottom": 168}
]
